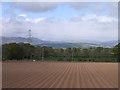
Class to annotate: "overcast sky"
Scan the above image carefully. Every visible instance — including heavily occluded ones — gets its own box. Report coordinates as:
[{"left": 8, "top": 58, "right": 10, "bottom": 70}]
[{"left": 1, "top": 2, "right": 118, "bottom": 42}]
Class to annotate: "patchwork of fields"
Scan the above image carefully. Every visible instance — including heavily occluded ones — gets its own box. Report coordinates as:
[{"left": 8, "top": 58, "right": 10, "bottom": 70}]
[{"left": 3, "top": 61, "right": 118, "bottom": 88}]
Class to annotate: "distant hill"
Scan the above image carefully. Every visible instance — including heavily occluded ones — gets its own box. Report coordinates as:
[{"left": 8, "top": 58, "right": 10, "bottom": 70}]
[
  {"left": 1, "top": 36, "right": 118, "bottom": 48},
  {"left": 100, "top": 41, "right": 118, "bottom": 47},
  {"left": 37, "top": 43, "right": 98, "bottom": 48},
  {"left": 1, "top": 36, "right": 44, "bottom": 45}
]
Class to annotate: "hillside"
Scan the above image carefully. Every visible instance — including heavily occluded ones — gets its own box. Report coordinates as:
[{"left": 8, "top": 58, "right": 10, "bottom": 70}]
[
  {"left": 100, "top": 41, "right": 118, "bottom": 47},
  {"left": 1, "top": 36, "right": 44, "bottom": 44},
  {"left": 37, "top": 43, "right": 98, "bottom": 48},
  {"left": 1, "top": 36, "right": 118, "bottom": 48}
]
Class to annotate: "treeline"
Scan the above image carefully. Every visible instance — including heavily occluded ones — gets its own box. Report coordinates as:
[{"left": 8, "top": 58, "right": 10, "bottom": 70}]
[{"left": 2, "top": 43, "right": 120, "bottom": 62}]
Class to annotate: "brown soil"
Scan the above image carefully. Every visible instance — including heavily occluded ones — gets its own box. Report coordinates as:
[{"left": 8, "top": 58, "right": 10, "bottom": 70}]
[{"left": 2, "top": 61, "right": 118, "bottom": 88}]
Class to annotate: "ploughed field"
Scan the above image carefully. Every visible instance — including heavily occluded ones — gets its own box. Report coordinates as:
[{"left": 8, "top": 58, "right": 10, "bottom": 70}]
[{"left": 3, "top": 61, "right": 118, "bottom": 88}]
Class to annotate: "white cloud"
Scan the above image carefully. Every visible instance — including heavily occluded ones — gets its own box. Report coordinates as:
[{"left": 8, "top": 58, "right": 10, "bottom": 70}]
[
  {"left": 2, "top": 2, "right": 118, "bottom": 42},
  {"left": 33, "top": 18, "right": 46, "bottom": 23},
  {"left": 2, "top": 14, "right": 118, "bottom": 42},
  {"left": 18, "top": 14, "right": 27, "bottom": 17},
  {"left": 81, "top": 15, "right": 117, "bottom": 23}
]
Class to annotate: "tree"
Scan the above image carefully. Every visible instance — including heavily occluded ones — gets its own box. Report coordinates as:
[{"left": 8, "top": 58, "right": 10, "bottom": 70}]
[
  {"left": 113, "top": 43, "right": 120, "bottom": 62},
  {"left": 2, "top": 43, "right": 24, "bottom": 60}
]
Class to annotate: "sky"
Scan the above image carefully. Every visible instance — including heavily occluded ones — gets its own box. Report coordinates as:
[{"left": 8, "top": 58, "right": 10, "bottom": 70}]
[{"left": 1, "top": 2, "right": 118, "bottom": 42}]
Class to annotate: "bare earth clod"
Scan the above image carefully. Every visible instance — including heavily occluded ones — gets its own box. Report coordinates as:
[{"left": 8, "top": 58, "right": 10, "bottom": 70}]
[{"left": 3, "top": 61, "right": 118, "bottom": 88}]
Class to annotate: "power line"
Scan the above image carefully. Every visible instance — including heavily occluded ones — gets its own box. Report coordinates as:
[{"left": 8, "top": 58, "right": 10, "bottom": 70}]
[{"left": 28, "top": 29, "right": 32, "bottom": 44}]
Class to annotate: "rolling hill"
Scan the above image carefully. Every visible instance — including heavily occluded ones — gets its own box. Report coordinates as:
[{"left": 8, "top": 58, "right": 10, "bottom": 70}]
[
  {"left": 1, "top": 36, "right": 118, "bottom": 48},
  {"left": 1, "top": 36, "right": 44, "bottom": 45}
]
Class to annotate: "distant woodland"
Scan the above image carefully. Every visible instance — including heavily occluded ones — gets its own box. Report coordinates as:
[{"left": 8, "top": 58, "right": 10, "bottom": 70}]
[{"left": 2, "top": 43, "right": 120, "bottom": 62}]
